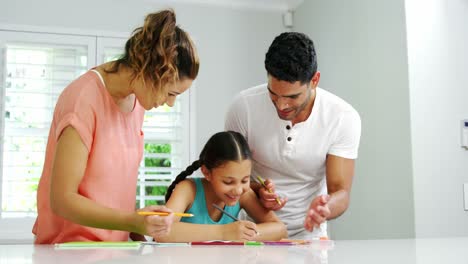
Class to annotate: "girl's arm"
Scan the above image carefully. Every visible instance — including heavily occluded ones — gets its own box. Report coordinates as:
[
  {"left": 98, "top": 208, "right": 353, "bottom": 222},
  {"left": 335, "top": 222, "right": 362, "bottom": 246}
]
[
  {"left": 50, "top": 126, "right": 173, "bottom": 238},
  {"left": 159, "top": 180, "right": 258, "bottom": 242},
  {"left": 240, "top": 189, "right": 288, "bottom": 241},
  {"left": 157, "top": 222, "right": 229, "bottom": 242}
]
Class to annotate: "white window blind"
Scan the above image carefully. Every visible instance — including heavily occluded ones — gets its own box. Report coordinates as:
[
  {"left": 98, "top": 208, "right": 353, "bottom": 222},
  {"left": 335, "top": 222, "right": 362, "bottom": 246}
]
[
  {"left": 138, "top": 97, "right": 189, "bottom": 208},
  {"left": 2, "top": 43, "right": 89, "bottom": 218},
  {"left": 0, "top": 31, "right": 96, "bottom": 224}
]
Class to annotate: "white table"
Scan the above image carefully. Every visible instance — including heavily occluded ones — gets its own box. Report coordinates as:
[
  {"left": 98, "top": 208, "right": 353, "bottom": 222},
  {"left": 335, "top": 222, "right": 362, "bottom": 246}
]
[{"left": 0, "top": 238, "right": 467, "bottom": 264}]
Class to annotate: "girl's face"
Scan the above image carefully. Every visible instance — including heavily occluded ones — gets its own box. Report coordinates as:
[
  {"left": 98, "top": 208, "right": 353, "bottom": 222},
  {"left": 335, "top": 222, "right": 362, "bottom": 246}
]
[
  {"left": 135, "top": 77, "right": 193, "bottom": 110},
  {"left": 203, "top": 160, "right": 252, "bottom": 206}
]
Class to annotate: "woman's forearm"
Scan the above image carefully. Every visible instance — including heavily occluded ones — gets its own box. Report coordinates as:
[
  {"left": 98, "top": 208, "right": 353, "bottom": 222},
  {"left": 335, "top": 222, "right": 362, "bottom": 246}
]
[{"left": 51, "top": 192, "right": 143, "bottom": 234}]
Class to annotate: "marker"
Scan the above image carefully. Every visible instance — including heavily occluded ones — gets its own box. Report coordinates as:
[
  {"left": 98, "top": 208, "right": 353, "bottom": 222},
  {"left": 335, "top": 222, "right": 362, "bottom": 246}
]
[{"left": 245, "top": 241, "right": 263, "bottom": 246}]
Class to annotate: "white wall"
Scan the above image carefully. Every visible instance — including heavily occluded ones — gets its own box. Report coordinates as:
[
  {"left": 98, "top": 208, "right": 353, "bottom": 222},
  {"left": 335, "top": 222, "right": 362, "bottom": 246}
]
[
  {"left": 0, "top": 0, "right": 285, "bottom": 157},
  {"left": 406, "top": 0, "right": 468, "bottom": 237},
  {"left": 294, "top": 0, "right": 415, "bottom": 239}
]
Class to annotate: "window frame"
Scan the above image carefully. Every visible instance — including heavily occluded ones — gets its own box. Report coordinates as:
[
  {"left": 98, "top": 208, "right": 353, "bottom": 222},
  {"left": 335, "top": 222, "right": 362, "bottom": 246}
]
[{"left": 0, "top": 29, "right": 97, "bottom": 242}]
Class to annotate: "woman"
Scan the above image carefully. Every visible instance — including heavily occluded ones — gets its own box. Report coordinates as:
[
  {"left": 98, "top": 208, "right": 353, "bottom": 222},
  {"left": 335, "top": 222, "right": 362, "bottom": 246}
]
[{"left": 33, "top": 9, "right": 199, "bottom": 244}]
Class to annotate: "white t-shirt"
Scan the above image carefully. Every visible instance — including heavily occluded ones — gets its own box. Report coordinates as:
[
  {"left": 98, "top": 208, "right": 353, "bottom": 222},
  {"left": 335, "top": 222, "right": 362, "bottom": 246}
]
[{"left": 225, "top": 84, "right": 361, "bottom": 239}]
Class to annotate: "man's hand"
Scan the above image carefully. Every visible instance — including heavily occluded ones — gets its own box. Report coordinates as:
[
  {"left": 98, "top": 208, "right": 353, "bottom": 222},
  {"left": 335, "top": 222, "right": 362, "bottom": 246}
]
[
  {"left": 258, "top": 179, "right": 288, "bottom": 211},
  {"left": 304, "top": 195, "right": 331, "bottom": 232}
]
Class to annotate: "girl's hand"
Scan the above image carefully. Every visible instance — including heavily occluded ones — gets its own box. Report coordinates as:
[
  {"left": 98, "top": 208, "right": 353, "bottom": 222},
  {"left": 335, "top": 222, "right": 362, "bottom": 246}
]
[
  {"left": 258, "top": 179, "right": 288, "bottom": 211},
  {"left": 137, "top": 205, "right": 174, "bottom": 239},
  {"left": 223, "top": 220, "right": 258, "bottom": 241}
]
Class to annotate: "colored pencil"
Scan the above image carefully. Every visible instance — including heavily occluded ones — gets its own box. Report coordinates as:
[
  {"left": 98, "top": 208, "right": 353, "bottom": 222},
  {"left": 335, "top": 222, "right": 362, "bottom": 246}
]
[
  {"left": 256, "top": 175, "right": 282, "bottom": 205},
  {"left": 212, "top": 204, "right": 238, "bottom": 221},
  {"left": 137, "top": 212, "right": 194, "bottom": 217},
  {"left": 189, "top": 240, "right": 302, "bottom": 246},
  {"left": 191, "top": 241, "right": 244, "bottom": 246},
  {"left": 55, "top": 241, "right": 141, "bottom": 248},
  {"left": 212, "top": 204, "right": 260, "bottom": 235}
]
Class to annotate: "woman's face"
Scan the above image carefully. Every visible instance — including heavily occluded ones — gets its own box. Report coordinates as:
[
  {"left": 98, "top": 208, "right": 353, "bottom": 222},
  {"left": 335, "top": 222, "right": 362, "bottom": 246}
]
[
  {"left": 203, "top": 160, "right": 252, "bottom": 206},
  {"left": 136, "top": 77, "right": 193, "bottom": 110}
]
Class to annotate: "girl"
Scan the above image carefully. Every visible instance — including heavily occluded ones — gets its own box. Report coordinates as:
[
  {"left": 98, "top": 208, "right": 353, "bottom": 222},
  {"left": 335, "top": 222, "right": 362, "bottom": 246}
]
[
  {"left": 158, "top": 131, "right": 287, "bottom": 242},
  {"left": 33, "top": 9, "right": 199, "bottom": 244}
]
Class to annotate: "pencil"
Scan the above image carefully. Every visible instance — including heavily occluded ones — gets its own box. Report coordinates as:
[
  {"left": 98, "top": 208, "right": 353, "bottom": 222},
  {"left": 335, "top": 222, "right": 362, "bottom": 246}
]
[
  {"left": 137, "top": 212, "right": 194, "bottom": 217},
  {"left": 212, "top": 204, "right": 238, "bottom": 221},
  {"left": 212, "top": 204, "right": 260, "bottom": 236},
  {"left": 256, "top": 175, "right": 282, "bottom": 205}
]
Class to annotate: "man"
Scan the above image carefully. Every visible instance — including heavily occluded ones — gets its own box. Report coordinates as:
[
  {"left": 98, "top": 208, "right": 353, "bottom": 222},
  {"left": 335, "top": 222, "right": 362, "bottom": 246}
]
[{"left": 225, "top": 32, "right": 361, "bottom": 239}]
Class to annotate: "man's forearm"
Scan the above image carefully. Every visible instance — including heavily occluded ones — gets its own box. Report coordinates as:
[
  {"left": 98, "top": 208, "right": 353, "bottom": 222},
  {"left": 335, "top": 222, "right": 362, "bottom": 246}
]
[
  {"left": 327, "top": 189, "right": 350, "bottom": 220},
  {"left": 250, "top": 181, "right": 262, "bottom": 196}
]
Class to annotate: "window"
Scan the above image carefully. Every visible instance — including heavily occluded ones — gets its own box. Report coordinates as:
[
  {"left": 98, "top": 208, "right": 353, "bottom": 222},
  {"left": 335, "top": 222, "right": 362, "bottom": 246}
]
[
  {"left": 138, "top": 99, "right": 190, "bottom": 208},
  {"left": 0, "top": 29, "right": 193, "bottom": 241}
]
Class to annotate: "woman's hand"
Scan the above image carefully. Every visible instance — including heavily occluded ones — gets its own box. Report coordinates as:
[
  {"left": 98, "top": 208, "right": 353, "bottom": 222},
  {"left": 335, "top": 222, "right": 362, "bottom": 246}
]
[{"left": 137, "top": 205, "right": 174, "bottom": 239}]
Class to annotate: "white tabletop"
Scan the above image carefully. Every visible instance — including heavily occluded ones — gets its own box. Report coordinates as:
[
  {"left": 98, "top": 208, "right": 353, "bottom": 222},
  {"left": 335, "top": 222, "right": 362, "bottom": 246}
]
[{"left": 1, "top": 238, "right": 467, "bottom": 264}]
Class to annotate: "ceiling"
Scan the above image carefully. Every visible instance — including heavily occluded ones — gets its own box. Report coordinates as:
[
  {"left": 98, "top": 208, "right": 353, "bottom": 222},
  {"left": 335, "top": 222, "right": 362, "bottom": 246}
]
[{"left": 152, "top": 0, "right": 304, "bottom": 12}]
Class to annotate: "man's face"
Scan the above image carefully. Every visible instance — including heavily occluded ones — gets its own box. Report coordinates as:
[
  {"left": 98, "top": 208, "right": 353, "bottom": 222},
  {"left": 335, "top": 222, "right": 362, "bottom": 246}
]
[{"left": 267, "top": 75, "right": 316, "bottom": 123}]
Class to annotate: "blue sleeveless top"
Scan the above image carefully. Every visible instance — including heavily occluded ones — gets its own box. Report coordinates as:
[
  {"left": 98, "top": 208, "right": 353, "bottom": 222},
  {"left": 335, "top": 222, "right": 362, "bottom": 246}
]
[{"left": 181, "top": 178, "right": 241, "bottom": 224}]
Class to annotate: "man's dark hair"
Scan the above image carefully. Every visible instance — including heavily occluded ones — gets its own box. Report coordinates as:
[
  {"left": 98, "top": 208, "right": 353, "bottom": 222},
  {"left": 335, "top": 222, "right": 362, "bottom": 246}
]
[{"left": 265, "top": 32, "right": 317, "bottom": 84}]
